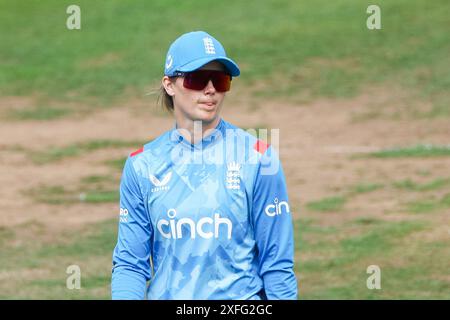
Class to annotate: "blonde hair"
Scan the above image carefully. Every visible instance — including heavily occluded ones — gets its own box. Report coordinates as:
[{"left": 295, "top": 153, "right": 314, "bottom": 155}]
[{"left": 157, "top": 83, "right": 174, "bottom": 113}]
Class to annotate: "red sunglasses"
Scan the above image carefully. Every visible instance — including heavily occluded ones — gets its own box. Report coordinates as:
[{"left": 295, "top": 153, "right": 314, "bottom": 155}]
[{"left": 172, "top": 70, "right": 232, "bottom": 92}]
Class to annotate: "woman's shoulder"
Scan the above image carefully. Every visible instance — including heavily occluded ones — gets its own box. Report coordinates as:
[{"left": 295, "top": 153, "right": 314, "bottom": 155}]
[
  {"left": 222, "top": 119, "right": 257, "bottom": 141},
  {"left": 128, "top": 129, "right": 172, "bottom": 160},
  {"left": 222, "top": 119, "right": 268, "bottom": 152}
]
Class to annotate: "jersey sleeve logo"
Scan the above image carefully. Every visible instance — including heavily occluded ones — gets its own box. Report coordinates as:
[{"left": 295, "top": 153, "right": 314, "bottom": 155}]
[
  {"left": 119, "top": 208, "right": 129, "bottom": 223},
  {"left": 264, "top": 198, "right": 290, "bottom": 217}
]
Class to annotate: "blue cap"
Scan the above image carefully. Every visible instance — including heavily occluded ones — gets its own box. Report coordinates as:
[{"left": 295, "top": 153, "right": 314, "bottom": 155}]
[{"left": 164, "top": 31, "right": 240, "bottom": 77}]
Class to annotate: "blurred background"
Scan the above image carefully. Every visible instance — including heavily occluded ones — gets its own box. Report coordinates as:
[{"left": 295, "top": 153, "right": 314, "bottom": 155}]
[{"left": 0, "top": 0, "right": 449, "bottom": 299}]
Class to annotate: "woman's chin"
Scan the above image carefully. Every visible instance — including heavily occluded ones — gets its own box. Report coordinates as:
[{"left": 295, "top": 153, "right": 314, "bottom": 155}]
[{"left": 195, "top": 107, "right": 218, "bottom": 121}]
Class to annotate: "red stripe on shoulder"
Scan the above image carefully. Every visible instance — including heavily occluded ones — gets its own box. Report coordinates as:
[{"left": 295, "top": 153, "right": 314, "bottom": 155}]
[
  {"left": 253, "top": 140, "right": 270, "bottom": 154},
  {"left": 130, "top": 147, "right": 144, "bottom": 157}
]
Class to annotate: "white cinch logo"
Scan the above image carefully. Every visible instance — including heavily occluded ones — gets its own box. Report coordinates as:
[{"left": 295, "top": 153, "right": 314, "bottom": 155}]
[
  {"left": 150, "top": 171, "right": 172, "bottom": 192},
  {"left": 264, "top": 198, "right": 290, "bottom": 217},
  {"left": 226, "top": 162, "right": 241, "bottom": 190},
  {"left": 157, "top": 209, "right": 232, "bottom": 239},
  {"left": 165, "top": 54, "right": 173, "bottom": 70},
  {"left": 119, "top": 208, "right": 128, "bottom": 223},
  {"left": 203, "top": 37, "right": 216, "bottom": 54}
]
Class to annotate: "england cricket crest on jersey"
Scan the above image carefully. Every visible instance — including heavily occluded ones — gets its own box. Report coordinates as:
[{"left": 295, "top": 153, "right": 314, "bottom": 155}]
[{"left": 226, "top": 162, "right": 241, "bottom": 190}]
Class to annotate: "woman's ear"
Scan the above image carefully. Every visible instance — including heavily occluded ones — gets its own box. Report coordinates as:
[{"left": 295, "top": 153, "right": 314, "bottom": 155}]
[{"left": 162, "top": 76, "right": 175, "bottom": 97}]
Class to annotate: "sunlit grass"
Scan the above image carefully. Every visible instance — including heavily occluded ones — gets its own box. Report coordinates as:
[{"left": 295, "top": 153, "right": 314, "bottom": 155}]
[
  {"left": 306, "top": 196, "right": 347, "bottom": 212},
  {"left": 368, "top": 144, "right": 450, "bottom": 158},
  {"left": 393, "top": 178, "right": 450, "bottom": 192},
  {"left": 0, "top": 0, "right": 448, "bottom": 110},
  {"left": 8, "top": 105, "right": 72, "bottom": 120},
  {"left": 295, "top": 217, "right": 450, "bottom": 299},
  {"left": 29, "top": 139, "right": 145, "bottom": 164},
  {"left": 0, "top": 219, "right": 117, "bottom": 299},
  {"left": 405, "top": 193, "right": 450, "bottom": 214}
]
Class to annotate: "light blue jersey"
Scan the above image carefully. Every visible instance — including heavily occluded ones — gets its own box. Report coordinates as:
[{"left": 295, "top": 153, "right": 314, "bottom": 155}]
[{"left": 111, "top": 118, "right": 297, "bottom": 300}]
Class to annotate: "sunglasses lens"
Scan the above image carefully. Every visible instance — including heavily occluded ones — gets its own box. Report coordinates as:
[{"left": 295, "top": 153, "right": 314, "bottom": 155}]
[
  {"left": 213, "top": 72, "right": 231, "bottom": 92},
  {"left": 183, "top": 70, "right": 231, "bottom": 92},
  {"left": 183, "top": 72, "right": 208, "bottom": 90}
]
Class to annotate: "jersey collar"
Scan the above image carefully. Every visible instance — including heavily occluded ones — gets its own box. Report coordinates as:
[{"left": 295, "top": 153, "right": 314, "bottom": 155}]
[{"left": 170, "top": 118, "right": 225, "bottom": 150}]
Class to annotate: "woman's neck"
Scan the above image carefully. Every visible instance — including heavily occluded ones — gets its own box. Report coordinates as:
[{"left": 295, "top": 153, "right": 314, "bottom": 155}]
[{"left": 175, "top": 116, "right": 221, "bottom": 144}]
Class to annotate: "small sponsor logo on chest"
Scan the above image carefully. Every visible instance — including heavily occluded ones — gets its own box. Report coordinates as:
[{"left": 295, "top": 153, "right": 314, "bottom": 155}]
[{"left": 149, "top": 171, "right": 172, "bottom": 193}]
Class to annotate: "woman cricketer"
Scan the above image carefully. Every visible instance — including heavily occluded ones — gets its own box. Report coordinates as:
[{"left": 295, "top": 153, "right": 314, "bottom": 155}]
[{"left": 111, "top": 31, "right": 298, "bottom": 300}]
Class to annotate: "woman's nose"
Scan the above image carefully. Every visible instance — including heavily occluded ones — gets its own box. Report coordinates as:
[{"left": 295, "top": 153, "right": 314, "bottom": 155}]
[{"left": 204, "top": 80, "right": 216, "bottom": 94}]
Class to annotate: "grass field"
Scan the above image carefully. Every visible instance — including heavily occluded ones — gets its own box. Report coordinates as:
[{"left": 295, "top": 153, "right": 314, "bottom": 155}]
[
  {"left": 0, "top": 0, "right": 449, "bottom": 299},
  {"left": 1, "top": 0, "right": 449, "bottom": 110}
]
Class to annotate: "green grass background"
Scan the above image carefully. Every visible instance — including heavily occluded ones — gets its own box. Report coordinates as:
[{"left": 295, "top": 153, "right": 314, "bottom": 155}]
[
  {"left": 1, "top": 0, "right": 449, "bottom": 111},
  {"left": 0, "top": 0, "right": 449, "bottom": 299}
]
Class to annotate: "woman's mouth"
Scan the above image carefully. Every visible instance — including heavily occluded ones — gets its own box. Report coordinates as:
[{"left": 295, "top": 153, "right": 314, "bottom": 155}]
[{"left": 199, "top": 101, "right": 217, "bottom": 109}]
